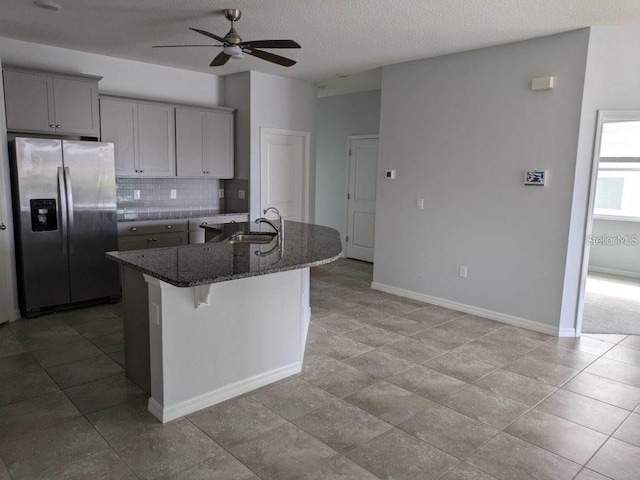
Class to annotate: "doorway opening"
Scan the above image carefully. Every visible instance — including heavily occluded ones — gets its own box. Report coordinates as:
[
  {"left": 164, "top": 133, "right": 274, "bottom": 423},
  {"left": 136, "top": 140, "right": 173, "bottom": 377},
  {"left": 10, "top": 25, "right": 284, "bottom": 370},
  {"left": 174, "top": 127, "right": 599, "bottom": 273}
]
[
  {"left": 345, "top": 135, "right": 379, "bottom": 263},
  {"left": 580, "top": 111, "right": 640, "bottom": 334}
]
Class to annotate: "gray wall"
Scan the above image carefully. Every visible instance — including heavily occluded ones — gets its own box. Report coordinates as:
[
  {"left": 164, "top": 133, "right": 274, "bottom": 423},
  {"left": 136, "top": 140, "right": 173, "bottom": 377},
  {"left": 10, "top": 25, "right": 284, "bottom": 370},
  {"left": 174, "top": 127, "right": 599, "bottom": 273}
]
[
  {"left": 224, "top": 72, "right": 252, "bottom": 181},
  {"left": 561, "top": 26, "right": 640, "bottom": 333},
  {"left": 225, "top": 72, "right": 317, "bottom": 220},
  {"left": 250, "top": 72, "right": 317, "bottom": 221},
  {"left": 374, "top": 29, "right": 590, "bottom": 332},
  {"left": 588, "top": 219, "right": 640, "bottom": 277},
  {"left": 315, "top": 90, "right": 381, "bottom": 249}
]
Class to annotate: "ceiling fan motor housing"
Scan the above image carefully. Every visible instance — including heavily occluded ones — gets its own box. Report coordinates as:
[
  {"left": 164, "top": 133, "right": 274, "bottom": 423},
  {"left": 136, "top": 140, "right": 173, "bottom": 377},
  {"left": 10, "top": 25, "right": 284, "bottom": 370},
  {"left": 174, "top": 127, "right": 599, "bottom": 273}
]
[{"left": 223, "top": 9, "right": 241, "bottom": 22}]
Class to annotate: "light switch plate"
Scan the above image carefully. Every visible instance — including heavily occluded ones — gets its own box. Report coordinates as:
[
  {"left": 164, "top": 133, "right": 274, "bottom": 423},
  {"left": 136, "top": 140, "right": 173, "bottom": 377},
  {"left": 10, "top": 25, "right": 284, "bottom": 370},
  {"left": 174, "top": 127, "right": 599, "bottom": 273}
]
[
  {"left": 133, "top": 189, "right": 140, "bottom": 200},
  {"left": 238, "top": 190, "right": 245, "bottom": 200},
  {"left": 218, "top": 189, "right": 225, "bottom": 198},
  {"left": 170, "top": 189, "right": 177, "bottom": 199}
]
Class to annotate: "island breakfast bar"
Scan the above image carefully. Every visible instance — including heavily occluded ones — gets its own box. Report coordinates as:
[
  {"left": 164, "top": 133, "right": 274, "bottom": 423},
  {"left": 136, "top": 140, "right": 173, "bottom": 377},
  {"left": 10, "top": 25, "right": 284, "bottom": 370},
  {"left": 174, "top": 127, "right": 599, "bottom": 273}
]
[{"left": 107, "top": 221, "right": 342, "bottom": 423}]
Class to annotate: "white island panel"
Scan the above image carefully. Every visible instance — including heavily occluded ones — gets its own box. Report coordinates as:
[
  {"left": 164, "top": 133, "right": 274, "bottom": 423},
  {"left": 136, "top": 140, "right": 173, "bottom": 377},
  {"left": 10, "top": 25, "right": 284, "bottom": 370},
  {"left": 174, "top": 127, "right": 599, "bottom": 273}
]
[{"left": 144, "top": 268, "right": 310, "bottom": 423}]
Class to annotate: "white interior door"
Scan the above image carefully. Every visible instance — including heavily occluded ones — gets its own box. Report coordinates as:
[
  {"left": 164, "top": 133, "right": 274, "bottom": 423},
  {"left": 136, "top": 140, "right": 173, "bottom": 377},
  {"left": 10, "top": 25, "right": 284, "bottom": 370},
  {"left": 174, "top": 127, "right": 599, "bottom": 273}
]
[
  {"left": 347, "top": 136, "right": 379, "bottom": 262},
  {"left": 260, "top": 129, "right": 310, "bottom": 222}
]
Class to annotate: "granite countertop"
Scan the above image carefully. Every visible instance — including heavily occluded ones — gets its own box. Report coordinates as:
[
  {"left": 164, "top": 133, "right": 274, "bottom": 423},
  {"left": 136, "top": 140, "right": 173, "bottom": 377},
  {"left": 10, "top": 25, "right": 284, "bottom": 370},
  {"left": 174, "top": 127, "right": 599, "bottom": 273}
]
[
  {"left": 117, "top": 209, "right": 249, "bottom": 223},
  {"left": 106, "top": 221, "right": 342, "bottom": 287}
]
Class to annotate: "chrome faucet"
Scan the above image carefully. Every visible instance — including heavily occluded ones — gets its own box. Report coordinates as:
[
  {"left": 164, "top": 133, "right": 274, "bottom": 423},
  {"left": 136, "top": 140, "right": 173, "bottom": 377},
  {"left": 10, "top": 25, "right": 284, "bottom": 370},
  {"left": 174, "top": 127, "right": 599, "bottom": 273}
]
[
  {"left": 255, "top": 207, "right": 284, "bottom": 238},
  {"left": 254, "top": 207, "right": 284, "bottom": 257}
]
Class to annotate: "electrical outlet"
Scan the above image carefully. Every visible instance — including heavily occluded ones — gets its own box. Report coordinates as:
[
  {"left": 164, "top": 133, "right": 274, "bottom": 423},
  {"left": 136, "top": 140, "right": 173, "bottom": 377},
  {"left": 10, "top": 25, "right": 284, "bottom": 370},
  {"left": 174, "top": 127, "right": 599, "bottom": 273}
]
[
  {"left": 417, "top": 197, "right": 424, "bottom": 209},
  {"left": 218, "top": 189, "right": 225, "bottom": 199},
  {"left": 459, "top": 265, "right": 468, "bottom": 278},
  {"left": 133, "top": 189, "right": 140, "bottom": 200},
  {"left": 170, "top": 189, "right": 177, "bottom": 199},
  {"left": 238, "top": 189, "right": 245, "bottom": 200}
]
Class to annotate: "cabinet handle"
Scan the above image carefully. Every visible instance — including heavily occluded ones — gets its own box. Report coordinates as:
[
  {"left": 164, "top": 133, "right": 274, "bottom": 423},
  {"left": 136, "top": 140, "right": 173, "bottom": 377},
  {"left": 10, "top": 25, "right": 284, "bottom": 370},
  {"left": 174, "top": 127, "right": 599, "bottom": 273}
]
[
  {"left": 55, "top": 125, "right": 61, "bottom": 128},
  {"left": 166, "top": 225, "right": 172, "bottom": 229},
  {"left": 130, "top": 227, "right": 138, "bottom": 232},
  {"left": 0, "top": 223, "right": 6, "bottom": 231},
  {"left": 140, "top": 170, "right": 144, "bottom": 173},
  {"left": 49, "top": 124, "right": 56, "bottom": 128}
]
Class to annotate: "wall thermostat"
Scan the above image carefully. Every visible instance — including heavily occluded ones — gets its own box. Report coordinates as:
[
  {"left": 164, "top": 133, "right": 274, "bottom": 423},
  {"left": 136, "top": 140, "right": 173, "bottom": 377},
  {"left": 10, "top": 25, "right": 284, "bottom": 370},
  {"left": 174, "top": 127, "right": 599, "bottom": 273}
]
[{"left": 385, "top": 170, "right": 396, "bottom": 179}]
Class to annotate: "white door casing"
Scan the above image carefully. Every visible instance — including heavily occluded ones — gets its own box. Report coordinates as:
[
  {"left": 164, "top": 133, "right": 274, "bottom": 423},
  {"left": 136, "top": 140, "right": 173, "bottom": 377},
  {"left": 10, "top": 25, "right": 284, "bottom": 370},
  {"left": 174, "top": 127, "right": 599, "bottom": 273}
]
[
  {"left": 346, "top": 136, "right": 379, "bottom": 263},
  {"left": 260, "top": 128, "right": 310, "bottom": 222},
  {"left": 0, "top": 58, "right": 20, "bottom": 323}
]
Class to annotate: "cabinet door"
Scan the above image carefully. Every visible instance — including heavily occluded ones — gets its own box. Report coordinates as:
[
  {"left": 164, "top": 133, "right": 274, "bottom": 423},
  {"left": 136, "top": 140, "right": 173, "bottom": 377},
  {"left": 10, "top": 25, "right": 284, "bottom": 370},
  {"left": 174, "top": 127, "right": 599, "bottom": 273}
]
[
  {"left": 3, "top": 70, "right": 55, "bottom": 133},
  {"left": 118, "top": 236, "right": 151, "bottom": 251},
  {"left": 175, "top": 108, "right": 206, "bottom": 177},
  {"left": 205, "top": 111, "right": 234, "bottom": 179},
  {"left": 138, "top": 104, "right": 176, "bottom": 177},
  {"left": 152, "top": 232, "right": 188, "bottom": 248},
  {"left": 100, "top": 99, "right": 138, "bottom": 176},
  {"left": 53, "top": 77, "right": 100, "bottom": 137}
]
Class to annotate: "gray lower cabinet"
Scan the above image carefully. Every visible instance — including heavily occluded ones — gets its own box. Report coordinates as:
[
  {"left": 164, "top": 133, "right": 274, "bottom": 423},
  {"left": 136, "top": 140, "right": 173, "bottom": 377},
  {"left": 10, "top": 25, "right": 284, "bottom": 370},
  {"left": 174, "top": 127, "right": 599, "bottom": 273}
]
[
  {"left": 3, "top": 67, "right": 100, "bottom": 137},
  {"left": 117, "top": 220, "right": 188, "bottom": 251},
  {"left": 176, "top": 107, "right": 234, "bottom": 178},
  {"left": 100, "top": 97, "right": 176, "bottom": 177}
]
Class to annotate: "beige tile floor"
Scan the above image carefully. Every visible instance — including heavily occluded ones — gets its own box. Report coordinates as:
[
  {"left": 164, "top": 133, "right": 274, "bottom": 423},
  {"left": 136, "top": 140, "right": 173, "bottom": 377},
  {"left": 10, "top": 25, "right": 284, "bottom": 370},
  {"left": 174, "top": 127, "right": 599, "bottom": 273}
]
[{"left": 0, "top": 258, "right": 639, "bottom": 479}]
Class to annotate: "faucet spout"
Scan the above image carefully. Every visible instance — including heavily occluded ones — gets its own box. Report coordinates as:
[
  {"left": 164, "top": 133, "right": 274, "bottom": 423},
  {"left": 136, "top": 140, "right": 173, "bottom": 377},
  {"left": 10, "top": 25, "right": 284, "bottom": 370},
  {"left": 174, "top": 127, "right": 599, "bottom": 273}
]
[
  {"left": 254, "top": 217, "right": 279, "bottom": 233},
  {"left": 254, "top": 207, "right": 284, "bottom": 253}
]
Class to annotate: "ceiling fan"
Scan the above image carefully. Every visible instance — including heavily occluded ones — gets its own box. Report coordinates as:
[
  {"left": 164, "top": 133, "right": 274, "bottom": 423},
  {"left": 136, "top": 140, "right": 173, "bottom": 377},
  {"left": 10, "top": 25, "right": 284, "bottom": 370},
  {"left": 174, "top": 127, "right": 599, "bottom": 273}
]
[{"left": 153, "top": 9, "right": 301, "bottom": 67}]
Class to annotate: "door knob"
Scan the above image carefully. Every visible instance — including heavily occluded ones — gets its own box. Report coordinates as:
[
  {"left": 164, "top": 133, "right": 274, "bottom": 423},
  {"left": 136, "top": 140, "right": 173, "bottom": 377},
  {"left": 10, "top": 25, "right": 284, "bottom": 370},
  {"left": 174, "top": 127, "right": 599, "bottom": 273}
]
[{"left": 0, "top": 223, "right": 6, "bottom": 230}]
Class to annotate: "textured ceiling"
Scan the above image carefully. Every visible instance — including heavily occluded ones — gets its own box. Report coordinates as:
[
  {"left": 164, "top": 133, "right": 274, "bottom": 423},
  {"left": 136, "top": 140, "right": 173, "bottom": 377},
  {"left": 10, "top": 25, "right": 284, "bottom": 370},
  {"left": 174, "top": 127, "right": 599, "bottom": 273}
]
[{"left": 1, "top": 0, "right": 640, "bottom": 95}]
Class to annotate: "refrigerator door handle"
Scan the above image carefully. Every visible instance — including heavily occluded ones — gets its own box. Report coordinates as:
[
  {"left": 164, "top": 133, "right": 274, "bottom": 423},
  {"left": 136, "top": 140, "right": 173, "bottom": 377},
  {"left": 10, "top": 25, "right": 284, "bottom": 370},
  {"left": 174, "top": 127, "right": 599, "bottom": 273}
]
[
  {"left": 64, "top": 167, "right": 75, "bottom": 254},
  {"left": 58, "top": 167, "right": 68, "bottom": 256}
]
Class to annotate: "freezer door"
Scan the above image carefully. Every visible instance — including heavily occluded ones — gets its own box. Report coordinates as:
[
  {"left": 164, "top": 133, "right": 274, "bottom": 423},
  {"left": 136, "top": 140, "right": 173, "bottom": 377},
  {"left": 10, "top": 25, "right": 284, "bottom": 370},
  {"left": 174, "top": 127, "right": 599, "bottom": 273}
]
[
  {"left": 62, "top": 141, "right": 120, "bottom": 302},
  {"left": 12, "top": 138, "right": 71, "bottom": 313}
]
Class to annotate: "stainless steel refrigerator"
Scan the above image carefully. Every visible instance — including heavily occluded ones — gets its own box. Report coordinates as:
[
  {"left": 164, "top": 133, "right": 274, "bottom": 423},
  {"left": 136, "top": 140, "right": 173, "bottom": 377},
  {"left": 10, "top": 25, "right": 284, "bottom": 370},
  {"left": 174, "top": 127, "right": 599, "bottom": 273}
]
[{"left": 10, "top": 137, "right": 119, "bottom": 317}]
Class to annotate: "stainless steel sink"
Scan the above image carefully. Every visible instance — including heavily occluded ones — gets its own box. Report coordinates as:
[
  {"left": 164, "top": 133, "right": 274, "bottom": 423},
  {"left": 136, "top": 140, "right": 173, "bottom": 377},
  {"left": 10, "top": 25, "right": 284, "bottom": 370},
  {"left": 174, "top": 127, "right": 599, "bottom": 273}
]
[{"left": 227, "top": 232, "right": 277, "bottom": 244}]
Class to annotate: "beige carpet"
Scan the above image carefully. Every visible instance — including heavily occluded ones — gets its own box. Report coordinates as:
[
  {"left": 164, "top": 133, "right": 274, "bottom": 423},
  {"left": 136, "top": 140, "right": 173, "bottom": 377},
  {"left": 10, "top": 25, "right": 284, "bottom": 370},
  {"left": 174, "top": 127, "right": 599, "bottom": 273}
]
[{"left": 582, "top": 272, "right": 640, "bottom": 334}]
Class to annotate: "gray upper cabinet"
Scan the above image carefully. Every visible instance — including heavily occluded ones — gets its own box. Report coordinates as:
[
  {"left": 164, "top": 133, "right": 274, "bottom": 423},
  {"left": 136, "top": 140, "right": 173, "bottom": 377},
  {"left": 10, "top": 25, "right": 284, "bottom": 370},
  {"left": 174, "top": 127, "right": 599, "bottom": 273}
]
[
  {"left": 3, "top": 67, "right": 100, "bottom": 137},
  {"left": 100, "top": 98, "right": 137, "bottom": 176},
  {"left": 100, "top": 97, "right": 176, "bottom": 177},
  {"left": 137, "top": 103, "right": 176, "bottom": 177},
  {"left": 175, "top": 107, "right": 234, "bottom": 179}
]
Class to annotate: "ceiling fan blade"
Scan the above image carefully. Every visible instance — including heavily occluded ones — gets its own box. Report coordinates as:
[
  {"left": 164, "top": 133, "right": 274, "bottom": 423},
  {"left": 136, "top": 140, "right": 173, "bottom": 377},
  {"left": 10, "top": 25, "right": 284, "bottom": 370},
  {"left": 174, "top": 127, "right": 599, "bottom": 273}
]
[
  {"left": 239, "top": 40, "right": 301, "bottom": 49},
  {"left": 190, "top": 27, "right": 227, "bottom": 44},
  {"left": 245, "top": 48, "right": 296, "bottom": 67},
  {"left": 152, "top": 44, "right": 219, "bottom": 48},
  {"left": 210, "top": 51, "right": 231, "bottom": 67}
]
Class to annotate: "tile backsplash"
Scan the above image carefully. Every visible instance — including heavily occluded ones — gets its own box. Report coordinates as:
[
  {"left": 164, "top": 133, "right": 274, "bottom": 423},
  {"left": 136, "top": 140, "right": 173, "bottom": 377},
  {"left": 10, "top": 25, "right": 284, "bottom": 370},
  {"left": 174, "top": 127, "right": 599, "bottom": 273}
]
[{"left": 116, "top": 177, "right": 223, "bottom": 220}]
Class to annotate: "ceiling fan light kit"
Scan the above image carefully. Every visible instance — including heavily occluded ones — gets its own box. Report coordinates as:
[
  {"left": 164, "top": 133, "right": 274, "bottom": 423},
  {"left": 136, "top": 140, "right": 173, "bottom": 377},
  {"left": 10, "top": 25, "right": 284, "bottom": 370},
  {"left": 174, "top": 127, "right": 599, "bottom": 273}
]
[{"left": 153, "top": 8, "right": 301, "bottom": 68}]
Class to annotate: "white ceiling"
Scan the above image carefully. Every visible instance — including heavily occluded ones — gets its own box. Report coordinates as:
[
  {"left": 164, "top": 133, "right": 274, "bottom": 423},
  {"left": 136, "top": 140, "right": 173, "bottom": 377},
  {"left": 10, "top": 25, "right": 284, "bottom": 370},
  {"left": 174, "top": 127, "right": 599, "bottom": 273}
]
[{"left": 1, "top": 0, "right": 640, "bottom": 96}]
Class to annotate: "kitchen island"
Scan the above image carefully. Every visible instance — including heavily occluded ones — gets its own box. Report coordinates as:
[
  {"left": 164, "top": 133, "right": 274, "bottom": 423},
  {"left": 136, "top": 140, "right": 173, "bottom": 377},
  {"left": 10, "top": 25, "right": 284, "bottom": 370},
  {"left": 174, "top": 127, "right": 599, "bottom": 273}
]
[{"left": 107, "top": 221, "right": 341, "bottom": 422}]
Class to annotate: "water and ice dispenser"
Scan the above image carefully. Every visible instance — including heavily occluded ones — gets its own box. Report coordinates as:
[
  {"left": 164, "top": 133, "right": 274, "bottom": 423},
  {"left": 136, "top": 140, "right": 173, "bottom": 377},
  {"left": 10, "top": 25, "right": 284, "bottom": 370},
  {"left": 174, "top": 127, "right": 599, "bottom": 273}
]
[{"left": 30, "top": 199, "right": 58, "bottom": 232}]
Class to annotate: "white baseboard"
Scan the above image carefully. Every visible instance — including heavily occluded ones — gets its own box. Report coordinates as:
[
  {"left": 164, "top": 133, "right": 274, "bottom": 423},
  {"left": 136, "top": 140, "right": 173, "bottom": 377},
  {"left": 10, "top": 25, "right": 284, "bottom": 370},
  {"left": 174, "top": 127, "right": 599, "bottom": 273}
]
[
  {"left": 371, "top": 282, "right": 563, "bottom": 337},
  {"left": 148, "top": 362, "right": 302, "bottom": 423},
  {"left": 588, "top": 266, "right": 640, "bottom": 279}
]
